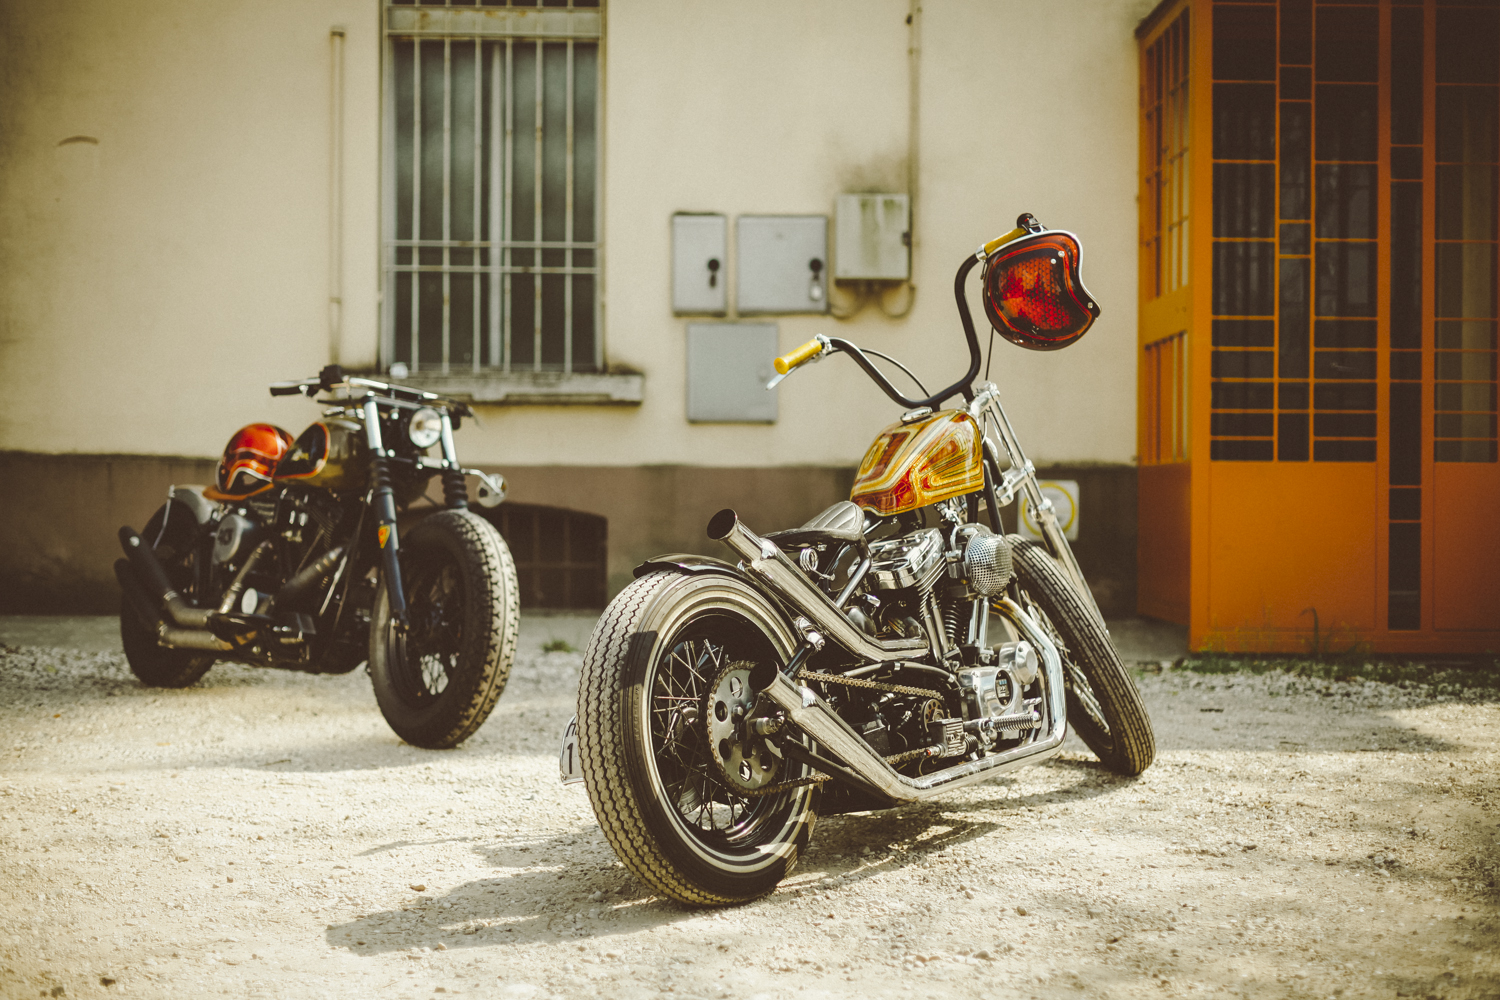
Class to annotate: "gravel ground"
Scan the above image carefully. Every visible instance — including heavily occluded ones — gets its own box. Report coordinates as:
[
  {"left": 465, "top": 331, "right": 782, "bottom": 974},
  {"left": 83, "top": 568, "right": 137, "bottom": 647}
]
[{"left": 1, "top": 615, "right": 1496, "bottom": 1000}]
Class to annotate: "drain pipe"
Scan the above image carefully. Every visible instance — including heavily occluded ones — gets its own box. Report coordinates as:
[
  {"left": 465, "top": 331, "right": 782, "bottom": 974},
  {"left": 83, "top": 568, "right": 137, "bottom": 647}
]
[{"left": 328, "top": 25, "right": 346, "bottom": 366}]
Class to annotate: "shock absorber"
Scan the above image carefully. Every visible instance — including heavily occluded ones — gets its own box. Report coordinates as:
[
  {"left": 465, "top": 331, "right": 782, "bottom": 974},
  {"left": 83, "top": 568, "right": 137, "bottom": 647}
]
[{"left": 441, "top": 468, "right": 469, "bottom": 509}]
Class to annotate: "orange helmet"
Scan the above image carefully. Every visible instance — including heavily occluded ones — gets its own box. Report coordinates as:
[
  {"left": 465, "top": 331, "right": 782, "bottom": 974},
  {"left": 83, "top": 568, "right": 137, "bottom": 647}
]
[
  {"left": 982, "top": 230, "right": 1101, "bottom": 352},
  {"left": 212, "top": 423, "right": 293, "bottom": 499}
]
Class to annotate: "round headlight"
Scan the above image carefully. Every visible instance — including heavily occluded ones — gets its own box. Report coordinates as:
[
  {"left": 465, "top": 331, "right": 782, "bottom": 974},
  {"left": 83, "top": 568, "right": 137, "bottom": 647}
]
[{"left": 408, "top": 407, "right": 443, "bottom": 450}]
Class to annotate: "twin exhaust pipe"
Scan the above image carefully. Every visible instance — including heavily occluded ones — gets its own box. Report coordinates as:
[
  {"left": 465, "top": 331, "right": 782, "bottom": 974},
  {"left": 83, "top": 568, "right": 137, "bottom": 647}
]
[
  {"left": 708, "top": 508, "right": 1067, "bottom": 803},
  {"left": 117, "top": 526, "right": 343, "bottom": 654},
  {"left": 117, "top": 528, "right": 233, "bottom": 651}
]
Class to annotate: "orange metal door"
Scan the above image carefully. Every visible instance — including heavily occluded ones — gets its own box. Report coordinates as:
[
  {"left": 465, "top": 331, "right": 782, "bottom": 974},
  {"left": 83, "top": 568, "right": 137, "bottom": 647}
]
[{"left": 1138, "top": 0, "right": 1500, "bottom": 652}]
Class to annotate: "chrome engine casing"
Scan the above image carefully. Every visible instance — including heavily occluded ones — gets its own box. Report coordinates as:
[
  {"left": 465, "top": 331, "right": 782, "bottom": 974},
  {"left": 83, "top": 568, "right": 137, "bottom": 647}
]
[
  {"left": 957, "top": 524, "right": 1013, "bottom": 595},
  {"left": 868, "top": 528, "right": 946, "bottom": 592},
  {"left": 212, "top": 513, "right": 257, "bottom": 566},
  {"left": 957, "top": 640, "right": 1041, "bottom": 749}
]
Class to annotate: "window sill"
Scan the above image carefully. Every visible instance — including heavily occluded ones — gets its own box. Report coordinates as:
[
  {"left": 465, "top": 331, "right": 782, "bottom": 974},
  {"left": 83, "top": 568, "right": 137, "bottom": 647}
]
[{"left": 397, "top": 370, "right": 643, "bottom": 406}]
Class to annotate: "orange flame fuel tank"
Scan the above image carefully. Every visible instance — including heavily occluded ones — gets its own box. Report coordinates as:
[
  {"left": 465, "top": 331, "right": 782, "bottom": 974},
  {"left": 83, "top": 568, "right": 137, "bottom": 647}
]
[{"left": 849, "top": 410, "right": 985, "bottom": 516}]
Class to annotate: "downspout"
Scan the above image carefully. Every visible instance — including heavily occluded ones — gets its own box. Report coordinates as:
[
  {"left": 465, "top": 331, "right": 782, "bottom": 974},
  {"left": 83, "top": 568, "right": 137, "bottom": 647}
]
[
  {"left": 908, "top": 0, "right": 920, "bottom": 266},
  {"left": 872, "top": 0, "right": 919, "bottom": 318},
  {"left": 328, "top": 26, "right": 347, "bottom": 366}
]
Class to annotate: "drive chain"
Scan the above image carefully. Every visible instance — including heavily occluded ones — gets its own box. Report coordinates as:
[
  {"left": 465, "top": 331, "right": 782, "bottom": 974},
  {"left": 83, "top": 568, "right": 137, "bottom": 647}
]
[{"left": 796, "top": 668, "right": 946, "bottom": 700}]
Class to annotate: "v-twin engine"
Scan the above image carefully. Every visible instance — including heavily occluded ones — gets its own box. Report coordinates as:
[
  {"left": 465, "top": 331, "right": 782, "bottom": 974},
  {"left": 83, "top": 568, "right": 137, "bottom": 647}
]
[
  {"left": 868, "top": 528, "right": 946, "bottom": 591},
  {"left": 866, "top": 524, "right": 1014, "bottom": 601}
]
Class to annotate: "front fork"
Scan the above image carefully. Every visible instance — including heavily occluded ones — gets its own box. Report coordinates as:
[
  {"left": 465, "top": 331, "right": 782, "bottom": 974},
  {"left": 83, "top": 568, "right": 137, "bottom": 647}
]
[
  {"left": 973, "top": 388, "right": 1106, "bottom": 628},
  {"left": 364, "top": 400, "right": 408, "bottom": 628}
]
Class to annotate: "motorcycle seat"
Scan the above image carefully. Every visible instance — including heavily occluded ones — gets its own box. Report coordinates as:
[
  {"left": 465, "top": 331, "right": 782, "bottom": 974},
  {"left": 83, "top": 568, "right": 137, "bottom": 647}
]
[{"left": 765, "top": 500, "right": 866, "bottom": 549}]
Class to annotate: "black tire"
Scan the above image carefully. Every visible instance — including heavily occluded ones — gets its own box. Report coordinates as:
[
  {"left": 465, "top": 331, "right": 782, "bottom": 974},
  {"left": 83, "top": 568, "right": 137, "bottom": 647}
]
[
  {"left": 119, "top": 501, "right": 216, "bottom": 688},
  {"left": 577, "top": 571, "right": 819, "bottom": 906},
  {"left": 1007, "top": 537, "right": 1156, "bottom": 776},
  {"left": 369, "top": 510, "right": 519, "bottom": 749}
]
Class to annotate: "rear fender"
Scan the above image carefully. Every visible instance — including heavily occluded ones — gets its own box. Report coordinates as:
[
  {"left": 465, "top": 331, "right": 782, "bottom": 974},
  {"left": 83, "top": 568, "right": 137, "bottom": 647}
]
[
  {"left": 633, "top": 554, "right": 793, "bottom": 622},
  {"left": 167, "top": 486, "right": 219, "bottom": 525},
  {"left": 632, "top": 553, "right": 740, "bottom": 578}
]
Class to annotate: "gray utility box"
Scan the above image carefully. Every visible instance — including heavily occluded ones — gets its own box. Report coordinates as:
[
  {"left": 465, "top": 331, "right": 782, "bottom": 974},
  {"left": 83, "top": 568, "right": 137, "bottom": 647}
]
[
  {"left": 671, "top": 213, "right": 727, "bottom": 315},
  {"left": 685, "top": 323, "right": 778, "bottom": 423},
  {"left": 834, "top": 193, "right": 910, "bottom": 281},
  {"left": 736, "top": 215, "right": 828, "bottom": 314}
]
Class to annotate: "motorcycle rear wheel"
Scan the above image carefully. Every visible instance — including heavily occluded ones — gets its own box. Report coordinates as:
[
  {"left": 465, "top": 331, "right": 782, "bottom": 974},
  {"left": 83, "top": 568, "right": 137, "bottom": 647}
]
[
  {"left": 369, "top": 510, "right": 518, "bottom": 749},
  {"left": 119, "top": 501, "right": 216, "bottom": 689},
  {"left": 577, "top": 571, "right": 819, "bottom": 906},
  {"left": 1007, "top": 537, "right": 1156, "bottom": 776}
]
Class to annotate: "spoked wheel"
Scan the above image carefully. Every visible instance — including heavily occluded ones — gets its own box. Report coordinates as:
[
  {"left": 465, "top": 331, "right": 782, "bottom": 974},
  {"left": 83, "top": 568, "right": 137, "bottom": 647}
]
[
  {"left": 1007, "top": 537, "right": 1156, "bottom": 776},
  {"left": 370, "top": 510, "right": 518, "bottom": 749},
  {"left": 578, "top": 571, "right": 818, "bottom": 906},
  {"left": 395, "top": 557, "right": 463, "bottom": 699},
  {"left": 119, "top": 500, "right": 216, "bottom": 688}
]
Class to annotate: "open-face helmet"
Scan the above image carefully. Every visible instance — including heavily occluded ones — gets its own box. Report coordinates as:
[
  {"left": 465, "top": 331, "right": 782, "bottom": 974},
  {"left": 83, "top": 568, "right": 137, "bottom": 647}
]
[
  {"left": 211, "top": 423, "right": 293, "bottom": 499},
  {"left": 982, "top": 230, "right": 1101, "bottom": 351}
]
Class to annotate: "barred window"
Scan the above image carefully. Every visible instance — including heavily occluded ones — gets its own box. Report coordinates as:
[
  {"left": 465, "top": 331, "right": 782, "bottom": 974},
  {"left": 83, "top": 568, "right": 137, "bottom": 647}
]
[{"left": 382, "top": 1, "right": 602, "bottom": 375}]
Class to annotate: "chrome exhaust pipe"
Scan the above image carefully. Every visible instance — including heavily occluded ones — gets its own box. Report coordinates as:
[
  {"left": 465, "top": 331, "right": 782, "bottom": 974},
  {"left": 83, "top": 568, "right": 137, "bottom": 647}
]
[
  {"left": 706, "top": 509, "right": 924, "bottom": 662},
  {"left": 760, "top": 597, "right": 1067, "bottom": 802},
  {"left": 114, "top": 559, "right": 233, "bottom": 652},
  {"left": 119, "top": 527, "right": 213, "bottom": 628}
]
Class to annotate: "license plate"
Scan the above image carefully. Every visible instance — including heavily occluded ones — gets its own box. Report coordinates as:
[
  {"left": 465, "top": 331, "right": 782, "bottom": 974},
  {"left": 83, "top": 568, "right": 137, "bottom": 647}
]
[{"left": 558, "top": 715, "right": 583, "bottom": 786}]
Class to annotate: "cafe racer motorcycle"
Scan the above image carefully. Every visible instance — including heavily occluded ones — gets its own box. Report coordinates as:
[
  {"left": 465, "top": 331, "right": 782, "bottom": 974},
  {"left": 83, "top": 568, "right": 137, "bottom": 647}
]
[
  {"left": 115, "top": 366, "right": 518, "bottom": 750},
  {"left": 564, "top": 215, "right": 1155, "bottom": 904}
]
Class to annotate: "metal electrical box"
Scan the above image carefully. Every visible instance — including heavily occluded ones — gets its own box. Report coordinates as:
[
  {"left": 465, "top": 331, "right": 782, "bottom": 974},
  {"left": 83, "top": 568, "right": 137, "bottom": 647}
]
[
  {"left": 672, "top": 213, "right": 727, "bottom": 314},
  {"left": 834, "top": 193, "right": 910, "bottom": 281},
  {"left": 736, "top": 216, "right": 828, "bottom": 314},
  {"left": 685, "top": 323, "right": 778, "bottom": 423}
]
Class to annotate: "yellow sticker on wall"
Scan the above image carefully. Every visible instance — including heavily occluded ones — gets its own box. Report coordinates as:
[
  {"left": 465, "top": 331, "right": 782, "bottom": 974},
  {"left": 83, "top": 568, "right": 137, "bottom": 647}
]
[{"left": 1019, "top": 480, "right": 1080, "bottom": 541}]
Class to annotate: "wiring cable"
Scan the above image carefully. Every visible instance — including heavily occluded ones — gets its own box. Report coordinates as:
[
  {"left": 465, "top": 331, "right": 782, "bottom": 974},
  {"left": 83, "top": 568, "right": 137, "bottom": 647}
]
[{"left": 861, "top": 348, "right": 930, "bottom": 398}]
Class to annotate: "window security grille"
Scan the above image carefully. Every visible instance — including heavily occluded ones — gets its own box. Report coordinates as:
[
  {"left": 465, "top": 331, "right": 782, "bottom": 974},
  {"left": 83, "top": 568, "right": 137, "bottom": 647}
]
[
  {"left": 382, "top": 2, "right": 602, "bottom": 375},
  {"left": 1143, "top": 11, "right": 1191, "bottom": 301},
  {"left": 1143, "top": 331, "right": 1189, "bottom": 464}
]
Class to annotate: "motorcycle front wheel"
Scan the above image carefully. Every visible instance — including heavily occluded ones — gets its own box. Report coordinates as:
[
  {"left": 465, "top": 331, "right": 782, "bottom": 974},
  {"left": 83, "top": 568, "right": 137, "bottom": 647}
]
[
  {"left": 1007, "top": 537, "right": 1156, "bottom": 776},
  {"left": 578, "top": 571, "right": 819, "bottom": 906},
  {"left": 369, "top": 510, "right": 519, "bottom": 749}
]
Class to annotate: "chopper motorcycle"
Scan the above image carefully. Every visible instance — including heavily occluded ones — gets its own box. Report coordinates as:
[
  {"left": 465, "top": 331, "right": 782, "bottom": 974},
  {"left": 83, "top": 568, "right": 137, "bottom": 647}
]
[
  {"left": 115, "top": 365, "right": 519, "bottom": 750},
  {"left": 564, "top": 215, "right": 1155, "bottom": 905}
]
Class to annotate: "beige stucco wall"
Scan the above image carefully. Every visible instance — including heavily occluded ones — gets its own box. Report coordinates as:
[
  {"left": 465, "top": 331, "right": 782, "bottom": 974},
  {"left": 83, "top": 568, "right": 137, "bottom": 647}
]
[
  {"left": 0, "top": 0, "right": 1154, "bottom": 468},
  {"left": 0, "top": 0, "right": 382, "bottom": 452}
]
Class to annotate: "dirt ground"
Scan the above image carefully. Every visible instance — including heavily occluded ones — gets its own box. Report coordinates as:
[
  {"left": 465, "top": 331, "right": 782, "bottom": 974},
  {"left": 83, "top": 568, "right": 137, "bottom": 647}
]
[{"left": 1, "top": 613, "right": 1496, "bottom": 1000}]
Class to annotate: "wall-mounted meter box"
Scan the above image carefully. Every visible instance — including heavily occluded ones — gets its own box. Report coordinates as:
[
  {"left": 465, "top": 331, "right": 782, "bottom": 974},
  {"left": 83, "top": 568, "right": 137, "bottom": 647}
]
[
  {"left": 672, "top": 213, "right": 727, "bottom": 315},
  {"left": 685, "top": 323, "right": 779, "bottom": 422},
  {"left": 736, "top": 215, "right": 828, "bottom": 314},
  {"left": 834, "top": 193, "right": 910, "bottom": 281}
]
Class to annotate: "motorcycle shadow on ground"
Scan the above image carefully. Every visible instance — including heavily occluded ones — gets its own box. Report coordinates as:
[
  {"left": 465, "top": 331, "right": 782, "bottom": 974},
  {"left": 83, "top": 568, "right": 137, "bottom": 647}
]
[{"left": 324, "top": 756, "right": 1132, "bottom": 957}]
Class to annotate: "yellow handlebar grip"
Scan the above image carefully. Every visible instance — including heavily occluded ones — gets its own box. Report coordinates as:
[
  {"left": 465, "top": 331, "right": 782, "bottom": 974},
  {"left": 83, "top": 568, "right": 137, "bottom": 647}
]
[
  {"left": 774, "top": 337, "right": 825, "bottom": 375},
  {"left": 982, "top": 226, "right": 1029, "bottom": 257}
]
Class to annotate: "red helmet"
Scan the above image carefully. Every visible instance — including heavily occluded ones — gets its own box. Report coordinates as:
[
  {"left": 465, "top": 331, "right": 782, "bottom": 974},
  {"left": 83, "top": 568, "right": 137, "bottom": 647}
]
[
  {"left": 212, "top": 423, "right": 293, "bottom": 499},
  {"left": 982, "top": 230, "right": 1101, "bottom": 351}
]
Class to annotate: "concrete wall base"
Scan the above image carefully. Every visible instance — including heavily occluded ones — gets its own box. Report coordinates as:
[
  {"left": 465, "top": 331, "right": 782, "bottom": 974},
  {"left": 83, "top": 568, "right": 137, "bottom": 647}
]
[{"left": 1, "top": 452, "right": 1138, "bottom": 616}]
